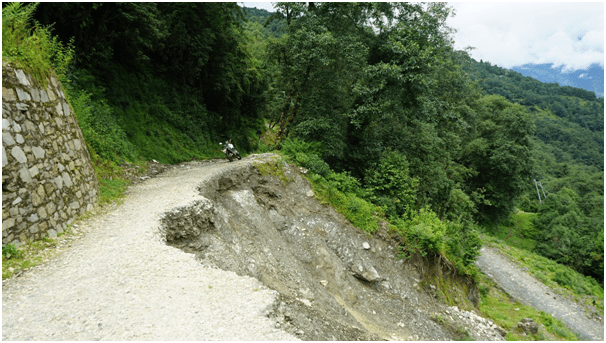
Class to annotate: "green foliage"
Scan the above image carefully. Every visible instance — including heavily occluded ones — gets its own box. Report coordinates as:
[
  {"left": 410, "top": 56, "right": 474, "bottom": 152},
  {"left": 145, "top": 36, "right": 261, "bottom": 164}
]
[
  {"left": 280, "top": 137, "right": 323, "bottom": 158},
  {"left": 533, "top": 187, "right": 604, "bottom": 282},
  {"left": 2, "top": 243, "right": 22, "bottom": 260},
  {"left": 2, "top": 2, "right": 74, "bottom": 85},
  {"left": 309, "top": 171, "right": 382, "bottom": 234},
  {"left": 364, "top": 151, "right": 418, "bottom": 219},
  {"left": 255, "top": 158, "right": 292, "bottom": 186},
  {"left": 460, "top": 94, "right": 534, "bottom": 223},
  {"left": 67, "top": 70, "right": 136, "bottom": 163}
]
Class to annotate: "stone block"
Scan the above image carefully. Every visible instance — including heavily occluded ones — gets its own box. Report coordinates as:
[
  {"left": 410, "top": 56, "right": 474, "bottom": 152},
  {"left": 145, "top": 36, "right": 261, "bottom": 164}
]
[
  {"left": 46, "top": 202, "right": 56, "bottom": 214},
  {"left": 28, "top": 213, "right": 39, "bottom": 222},
  {"left": 32, "top": 146, "right": 45, "bottom": 159},
  {"left": 30, "top": 87, "right": 40, "bottom": 102},
  {"left": 31, "top": 192, "right": 42, "bottom": 206},
  {"left": 13, "top": 123, "right": 21, "bottom": 132},
  {"left": 15, "top": 69, "right": 31, "bottom": 85},
  {"left": 70, "top": 201, "right": 80, "bottom": 209},
  {"left": 15, "top": 88, "right": 31, "bottom": 101},
  {"left": 37, "top": 184, "right": 46, "bottom": 198},
  {"left": 11, "top": 146, "right": 27, "bottom": 163},
  {"left": 62, "top": 172, "right": 73, "bottom": 188},
  {"left": 62, "top": 101, "right": 70, "bottom": 117},
  {"left": 40, "top": 89, "right": 50, "bottom": 102},
  {"left": 3, "top": 132, "right": 15, "bottom": 146},
  {"left": 29, "top": 165, "right": 39, "bottom": 178},
  {"left": 12, "top": 197, "right": 22, "bottom": 205},
  {"left": 39, "top": 221, "right": 48, "bottom": 231},
  {"left": 69, "top": 161, "right": 75, "bottom": 170},
  {"left": 38, "top": 123, "right": 45, "bottom": 134},
  {"left": 29, "top": 224, "right": 39, "bottom": 233},
  {"left": 54, "top": 103, "right": 63, "bottom": 116},
  {"left": 2, "top": 145, "right": 7, "bottom": 168},
  {"left": 15, "top": 103, "right": 29, "bottom": 111},
  {"left": 3, "top": 218, "right": 15, "bottom": 229},
  {"left": 54, "top": 175, "right": 63, "bottom": 189},
  {"left": 2, "top": 118, "right": 11, "bottom": 130},
  {"left": 46, "top": 88, "right": 57, "bottom": 101},
  {"left": 47, "top": 229, "right": 57, "bottom": 238},
  {"left": 2, "top": 87, "right": 16, "bottom": 101},
  {"left": 15, "top": 134, "right": 24, "bottom": 144},
  {"left": 87, "top": 203, "right": 94, "bottom": 212},
  {"left": 74, "top": 139, "right": 81, "bottom": 151},
  {"left": 19, "top": 167, "right": 33, "bottom": 183},
  {"left": 76, "top": 190, "right": 82, "bottom": 198},
  {"left": 38, "top": 207, "right": 48, "bottom": 219}
]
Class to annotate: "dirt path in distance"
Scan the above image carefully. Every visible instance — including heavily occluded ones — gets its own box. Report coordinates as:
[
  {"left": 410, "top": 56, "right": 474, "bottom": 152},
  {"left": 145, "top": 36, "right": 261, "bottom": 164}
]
[{"left": 476, "top": 246, "right": 604, "bottom": 341}]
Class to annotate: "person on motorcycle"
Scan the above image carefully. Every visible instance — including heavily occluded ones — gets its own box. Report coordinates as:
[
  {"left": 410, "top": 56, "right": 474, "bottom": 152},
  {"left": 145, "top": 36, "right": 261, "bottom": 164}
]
[{"left": 223, "top": 139, "right": 233, "bottom": 152}]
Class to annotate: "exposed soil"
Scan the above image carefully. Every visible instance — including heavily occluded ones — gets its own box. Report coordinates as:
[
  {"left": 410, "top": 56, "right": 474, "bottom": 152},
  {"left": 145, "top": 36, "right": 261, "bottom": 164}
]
[{"left": 159, "top": 155, "right": 505, "bottom": 340}]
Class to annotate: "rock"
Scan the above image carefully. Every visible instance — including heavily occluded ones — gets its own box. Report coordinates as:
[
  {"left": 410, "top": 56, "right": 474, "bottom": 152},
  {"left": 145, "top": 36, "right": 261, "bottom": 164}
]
[
  {"left": 319, "top": 280, "right": 328, "bottom": 286},
  {"left": 306, "top": 190, "right": 314, "bottom": 197},
  {"left": 351, "top": 263, "right": 381, "bottom": 282},
  {"left": 15, "top": 69, "right": 31, "bottom": 85},
  {"left": 362, "top": 242, "right": 370, "bottom": 249},
  {"left": 495, "top": 326, "right": 507, "bottom": 337},
  {"left": 296, "top": 330, "right": 304, "bottom": 335},
  {"left": 517, "top": 318, "right": 538, "bottom": 334},
  {"left": 3, "top": 132, "right": 15, "bottom": 146}
]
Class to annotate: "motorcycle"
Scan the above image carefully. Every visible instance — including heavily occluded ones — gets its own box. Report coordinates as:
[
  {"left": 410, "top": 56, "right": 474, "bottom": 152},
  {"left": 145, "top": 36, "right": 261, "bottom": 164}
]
[{"left": 220, "top": 142, "right": 241, "bottom": 162}]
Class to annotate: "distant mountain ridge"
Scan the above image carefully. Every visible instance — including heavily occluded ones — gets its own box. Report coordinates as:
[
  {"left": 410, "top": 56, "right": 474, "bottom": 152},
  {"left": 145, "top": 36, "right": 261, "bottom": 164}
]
[{"left": 510, "top": 63, "right": 604, "bottom": 98}]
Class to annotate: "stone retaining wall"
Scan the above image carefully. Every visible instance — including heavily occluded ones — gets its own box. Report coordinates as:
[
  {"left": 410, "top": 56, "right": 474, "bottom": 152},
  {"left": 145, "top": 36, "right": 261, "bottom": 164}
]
[{"left": 2, "top": 61, "right": 98, "bottom": 245}]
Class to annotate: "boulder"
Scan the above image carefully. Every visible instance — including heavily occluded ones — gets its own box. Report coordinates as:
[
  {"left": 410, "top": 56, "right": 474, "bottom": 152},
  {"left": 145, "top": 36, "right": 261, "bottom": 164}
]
[{"left": 517, "top": 318, "right": 538, "bottom": 334}]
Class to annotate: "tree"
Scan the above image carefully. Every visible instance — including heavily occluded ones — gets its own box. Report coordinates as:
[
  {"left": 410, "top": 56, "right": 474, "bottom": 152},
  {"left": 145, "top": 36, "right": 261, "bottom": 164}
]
[{"left": 459, "top": 95, "right": 534, "bottom": 223}]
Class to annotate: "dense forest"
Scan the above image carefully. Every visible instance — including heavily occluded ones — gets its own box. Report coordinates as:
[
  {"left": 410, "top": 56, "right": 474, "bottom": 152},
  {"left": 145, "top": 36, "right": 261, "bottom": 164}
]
[{"left": 3, "top": 2, "right": 602, "bottom": 285}]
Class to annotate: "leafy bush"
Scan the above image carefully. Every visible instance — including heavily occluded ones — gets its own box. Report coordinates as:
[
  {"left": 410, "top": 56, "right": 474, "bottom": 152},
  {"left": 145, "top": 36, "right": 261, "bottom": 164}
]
[
  {"left": 2, "top": 244, "right": 22, "bottom": 260},
  {"left": 306, "top": 154, "right": 329, "bottom": 176},
  {"left": 67, "top": 75, "right": 136, "bottom": 163},
  {"left": 2, "top": 2, "right": 74, "bottom": 84},
  {"left": 280, "top": 137, "right": 323, "bottom": 158},
  {"left": 365, "top": 151, "right": 418, "bottom": 219}
]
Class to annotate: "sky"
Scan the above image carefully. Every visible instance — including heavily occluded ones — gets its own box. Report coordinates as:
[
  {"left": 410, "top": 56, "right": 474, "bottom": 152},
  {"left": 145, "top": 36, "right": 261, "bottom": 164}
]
[{"left": 240, "top": 2, "right": 604, "bottom": 73}]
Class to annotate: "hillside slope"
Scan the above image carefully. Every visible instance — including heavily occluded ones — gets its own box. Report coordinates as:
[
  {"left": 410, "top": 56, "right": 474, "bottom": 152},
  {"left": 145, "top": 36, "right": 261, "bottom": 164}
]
[{"left": 2, "top": 155, "right": 505, "bottom": 341}]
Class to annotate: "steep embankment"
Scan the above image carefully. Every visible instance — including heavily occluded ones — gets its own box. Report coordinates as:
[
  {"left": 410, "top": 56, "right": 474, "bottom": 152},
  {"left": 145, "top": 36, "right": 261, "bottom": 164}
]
[{"left": 3, "top": 154, "right": 504, "bottom": 340}]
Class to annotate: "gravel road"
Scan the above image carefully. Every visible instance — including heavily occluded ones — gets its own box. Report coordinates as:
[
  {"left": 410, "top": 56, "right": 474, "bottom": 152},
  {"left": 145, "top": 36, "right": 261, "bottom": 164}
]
[
  {"left": 476, "top": 246, "right": 604, "bottom": 341},
  {"left": 2, "top": 157, "right": 297, "bottom": 341}
]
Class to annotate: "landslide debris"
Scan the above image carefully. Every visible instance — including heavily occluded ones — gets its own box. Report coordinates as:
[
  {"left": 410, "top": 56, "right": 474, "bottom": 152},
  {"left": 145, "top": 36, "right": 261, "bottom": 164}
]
[{"left": 159, "top": 155, "right": 505, "bottom": 340}]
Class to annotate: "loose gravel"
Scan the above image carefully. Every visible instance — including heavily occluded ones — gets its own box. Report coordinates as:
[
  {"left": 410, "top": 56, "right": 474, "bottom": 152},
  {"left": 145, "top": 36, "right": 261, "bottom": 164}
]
[
  {"left": 2, "top": 157, "right": 297, "bottom": 341},
  {"left": 476, "top": 246, "right": 604, "bottom": 341}
]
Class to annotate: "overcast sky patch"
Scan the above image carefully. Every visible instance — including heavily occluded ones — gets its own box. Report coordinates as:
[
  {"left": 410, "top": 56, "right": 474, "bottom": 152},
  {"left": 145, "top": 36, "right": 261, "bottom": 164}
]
[{"left": 446, "top": 2, "right": 604, "bottom": 72}]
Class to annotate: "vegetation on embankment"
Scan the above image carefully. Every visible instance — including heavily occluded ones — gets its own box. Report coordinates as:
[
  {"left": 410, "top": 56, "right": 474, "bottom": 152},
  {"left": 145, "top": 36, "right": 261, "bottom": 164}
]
[{"left": 3, "top": 3, "right": 602, "bottom": 324}]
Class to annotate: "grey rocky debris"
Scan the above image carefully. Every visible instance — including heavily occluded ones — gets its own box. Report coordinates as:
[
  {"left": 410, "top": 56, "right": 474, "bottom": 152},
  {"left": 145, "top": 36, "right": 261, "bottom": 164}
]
[{"left": 517, "top": 318, "right": 539, "bottom": 334}]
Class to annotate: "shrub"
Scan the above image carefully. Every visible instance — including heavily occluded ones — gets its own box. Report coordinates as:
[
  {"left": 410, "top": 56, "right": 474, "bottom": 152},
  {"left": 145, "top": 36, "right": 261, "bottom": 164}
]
[
  {"left": 2, "top": 243, "right": 22, "bottom": 260},
  {"left": 2, "top": 2, "right": 74, "bottom": 85},
  {"left": 280, "top": 137, "right": 323, "bottom": 158},
  {"left": 306, "top": 154, "right": 329, "bottom": 176}
]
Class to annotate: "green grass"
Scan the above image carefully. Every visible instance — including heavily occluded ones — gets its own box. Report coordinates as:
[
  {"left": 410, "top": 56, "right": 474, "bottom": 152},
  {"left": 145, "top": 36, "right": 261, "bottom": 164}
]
[
  {"left": 476, "top": 272, "right": 578, "bottom": 341},
  {"left": 483, "top": 211, "right": 538, "bottom": 251},
  {"left": 2, "top": 237, "right": 59, "bottom": 279},
  {"left": 482, "top": 234, "right": 604, "bottom": 311}
]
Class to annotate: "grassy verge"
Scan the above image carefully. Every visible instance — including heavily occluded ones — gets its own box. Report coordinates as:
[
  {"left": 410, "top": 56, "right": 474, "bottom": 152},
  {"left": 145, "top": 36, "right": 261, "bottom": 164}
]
[
  {"left": 482, "top": 234, "right": 604, "bottom": 312},
  {"left": 476, "top": 272, "right": 578, "bottom": 340},
  {"left": 484, "top": 211, "right": 538, "bottom": 251},
  {"left": 2, "top": 226, "right": 81, "bottom": 279}
]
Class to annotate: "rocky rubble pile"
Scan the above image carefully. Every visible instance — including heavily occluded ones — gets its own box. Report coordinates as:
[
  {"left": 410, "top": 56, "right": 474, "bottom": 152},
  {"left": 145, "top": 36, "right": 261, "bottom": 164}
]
[{"left": 434, "top": 306, "right": 506, "bottom": 341}]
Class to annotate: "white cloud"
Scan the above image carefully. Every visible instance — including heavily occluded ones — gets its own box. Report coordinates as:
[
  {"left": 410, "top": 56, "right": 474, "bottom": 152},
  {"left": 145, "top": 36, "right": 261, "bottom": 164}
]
[{"left": 447, "top": 2, "right": 604, "bottom": 71}]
